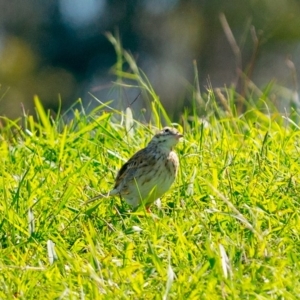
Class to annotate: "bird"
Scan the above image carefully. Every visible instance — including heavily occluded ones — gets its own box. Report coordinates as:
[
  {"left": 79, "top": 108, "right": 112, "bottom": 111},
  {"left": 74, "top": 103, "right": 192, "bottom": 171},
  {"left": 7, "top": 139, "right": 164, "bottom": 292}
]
[{"left": 85, "top": 127, "right": 183, "bottom": 212}]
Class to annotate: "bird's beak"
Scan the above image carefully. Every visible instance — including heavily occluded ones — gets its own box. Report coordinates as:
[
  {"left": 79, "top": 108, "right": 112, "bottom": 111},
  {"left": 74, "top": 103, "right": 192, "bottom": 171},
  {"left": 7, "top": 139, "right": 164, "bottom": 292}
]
[{"left": 176, "top": 132, "right": 183, "bottom": 139}]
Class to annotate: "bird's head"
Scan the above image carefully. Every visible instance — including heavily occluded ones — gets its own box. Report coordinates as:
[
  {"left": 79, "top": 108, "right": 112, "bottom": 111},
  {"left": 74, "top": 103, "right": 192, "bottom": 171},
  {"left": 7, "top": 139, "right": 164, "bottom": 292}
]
[{"left": 149, "top": 127, "right": 183, "bottom": 149}]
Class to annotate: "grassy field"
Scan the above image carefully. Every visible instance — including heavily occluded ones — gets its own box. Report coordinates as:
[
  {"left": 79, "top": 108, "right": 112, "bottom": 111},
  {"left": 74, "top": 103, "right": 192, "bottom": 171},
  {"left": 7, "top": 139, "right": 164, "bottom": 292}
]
[{"left": 1, "top": 40, "right": 300, "bottom": 299}]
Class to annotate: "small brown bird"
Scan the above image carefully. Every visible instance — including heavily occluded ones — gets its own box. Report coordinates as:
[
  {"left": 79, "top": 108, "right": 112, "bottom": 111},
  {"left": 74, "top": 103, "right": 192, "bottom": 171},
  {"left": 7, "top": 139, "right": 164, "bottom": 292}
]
[{"left": 86, "top": 127, "right": 183, "bottom": 212}]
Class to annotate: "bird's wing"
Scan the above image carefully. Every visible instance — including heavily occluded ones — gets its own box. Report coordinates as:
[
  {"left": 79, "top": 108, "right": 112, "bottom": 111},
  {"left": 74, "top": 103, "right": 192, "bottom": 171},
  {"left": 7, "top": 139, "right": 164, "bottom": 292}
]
[{"left": 114, "top": 147, "right": 155, "bottom": 189}]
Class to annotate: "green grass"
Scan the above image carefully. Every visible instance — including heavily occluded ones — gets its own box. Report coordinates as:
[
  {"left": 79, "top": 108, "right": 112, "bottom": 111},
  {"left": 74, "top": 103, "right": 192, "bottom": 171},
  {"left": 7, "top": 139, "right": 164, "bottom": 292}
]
[{"left": 1, "top": 39, "right": 300, "bottom": 299}]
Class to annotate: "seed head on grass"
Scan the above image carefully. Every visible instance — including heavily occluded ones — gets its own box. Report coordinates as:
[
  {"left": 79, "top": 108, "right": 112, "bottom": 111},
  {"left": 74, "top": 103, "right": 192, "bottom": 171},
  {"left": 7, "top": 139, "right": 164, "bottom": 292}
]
[{"left": 86, "top": 127, "right": 183, "bottom": 212}]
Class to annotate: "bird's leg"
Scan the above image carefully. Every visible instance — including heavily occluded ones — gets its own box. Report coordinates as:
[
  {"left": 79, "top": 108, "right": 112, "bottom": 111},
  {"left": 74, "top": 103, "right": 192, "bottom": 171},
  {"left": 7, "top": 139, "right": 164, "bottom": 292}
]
[
  {"left": 117, "top": 194, "right": 128, "bottom": 214},
  {"left": 146, "top": 206, "right": 151, "bottom": 213}
]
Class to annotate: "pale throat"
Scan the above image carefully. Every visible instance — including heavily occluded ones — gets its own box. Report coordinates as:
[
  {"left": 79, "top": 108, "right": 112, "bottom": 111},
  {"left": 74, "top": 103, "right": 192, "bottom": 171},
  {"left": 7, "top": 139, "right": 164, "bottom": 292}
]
[{"left": 157, "top": 143, "right": 175, "bottom": 153}]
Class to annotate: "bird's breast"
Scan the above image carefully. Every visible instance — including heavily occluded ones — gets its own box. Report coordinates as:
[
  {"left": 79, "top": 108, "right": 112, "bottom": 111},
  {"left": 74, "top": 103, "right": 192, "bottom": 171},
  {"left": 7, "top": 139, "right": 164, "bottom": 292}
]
[
  {"left": 150, "top": 150, "right": 179, "bottom": 193},
  {"left": 164, "top": 151, "right": 179, "bottom": 177}
]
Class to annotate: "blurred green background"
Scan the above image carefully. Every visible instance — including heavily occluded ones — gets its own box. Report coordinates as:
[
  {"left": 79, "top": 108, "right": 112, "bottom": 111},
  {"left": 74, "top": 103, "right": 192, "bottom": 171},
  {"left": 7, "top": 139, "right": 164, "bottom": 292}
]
[{"left": 0, "top": 0, "right": 299, "bottom": 118}]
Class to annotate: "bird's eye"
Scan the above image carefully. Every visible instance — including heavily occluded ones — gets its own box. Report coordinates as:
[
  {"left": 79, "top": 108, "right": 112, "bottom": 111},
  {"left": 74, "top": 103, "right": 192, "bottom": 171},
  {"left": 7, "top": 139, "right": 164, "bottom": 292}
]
[{"left": 164, "top": 128, "right": 170, "bottom": 133}]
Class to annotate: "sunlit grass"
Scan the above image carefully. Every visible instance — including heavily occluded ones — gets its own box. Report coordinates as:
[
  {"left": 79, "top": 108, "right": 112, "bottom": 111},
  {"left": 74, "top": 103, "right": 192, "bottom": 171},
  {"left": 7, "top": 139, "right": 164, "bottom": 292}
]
[{"left": 1, "top": 38, "right": 300, "bottom": 299}]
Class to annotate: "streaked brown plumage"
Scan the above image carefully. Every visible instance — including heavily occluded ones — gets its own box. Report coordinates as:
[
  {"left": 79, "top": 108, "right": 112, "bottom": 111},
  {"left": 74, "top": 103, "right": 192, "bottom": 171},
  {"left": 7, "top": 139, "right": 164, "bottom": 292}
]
[{"left": 86, "top": 127, "right": 183, "bottom": 211}]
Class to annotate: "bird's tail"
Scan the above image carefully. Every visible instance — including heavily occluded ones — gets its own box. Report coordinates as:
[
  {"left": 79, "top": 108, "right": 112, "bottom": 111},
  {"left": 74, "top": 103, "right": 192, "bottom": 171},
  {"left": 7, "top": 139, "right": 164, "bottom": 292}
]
[{"left": 84, "top": 192, "right": 110, "bottom": 205}]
